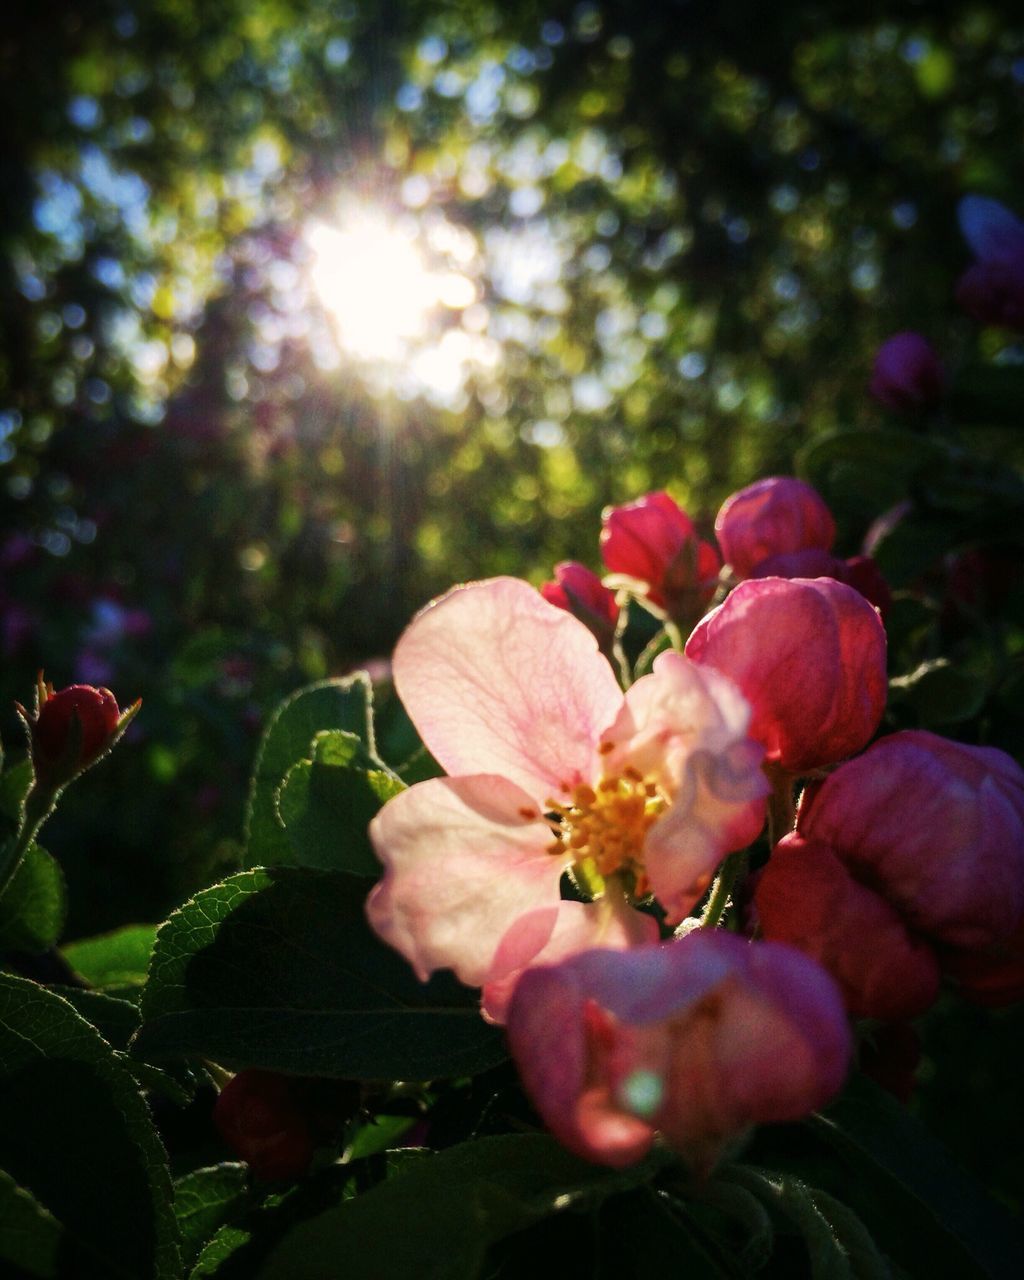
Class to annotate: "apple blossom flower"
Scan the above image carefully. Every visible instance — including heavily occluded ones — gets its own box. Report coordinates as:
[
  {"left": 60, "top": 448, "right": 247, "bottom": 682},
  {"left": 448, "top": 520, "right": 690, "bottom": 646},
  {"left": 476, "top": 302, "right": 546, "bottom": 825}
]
[
  {"left": 685, "top": 577, "right": 887, "bottom": 775},
  {"left": 367, "top": 577, "right": 767, "bottom": 1001},
  {"left": 955, "top": 195, "right": 1024, "bottom": 330},
  {"left": 868, "top": 333, "right": 946, "bottom": 414},
  {"left": 714, "top": 478, "right": 835, "bottom": 580},
  {"left": 942, "top": 917, "right": 1024, "bottom": 1007},
  {"left": 600, "top": 492, "right": 720, "bottom": 620},
  {"left": 756, "top": 731, "right": 1024, "bottom": 1019},
  {"left": 506, "top": 930, "right": 851, "bottom": 1170}
]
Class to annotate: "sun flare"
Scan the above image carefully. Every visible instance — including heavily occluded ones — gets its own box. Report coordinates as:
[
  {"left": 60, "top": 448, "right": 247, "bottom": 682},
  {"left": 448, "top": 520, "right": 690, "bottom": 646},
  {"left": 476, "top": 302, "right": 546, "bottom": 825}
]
[{"left": 305, "top": 206, "right": 476, "bottom": 365}]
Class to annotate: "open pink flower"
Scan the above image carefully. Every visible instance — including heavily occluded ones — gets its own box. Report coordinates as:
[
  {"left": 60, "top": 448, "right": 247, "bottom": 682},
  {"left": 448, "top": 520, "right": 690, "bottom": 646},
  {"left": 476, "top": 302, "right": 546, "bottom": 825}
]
[
  {"left": 685, "top": 577, "right": 887, "bottom": 775},
  {"left": 367, "top": 577, "right": 767, "bottom": 998},
  {"left": 715, "top": 477, "right": 835, "bottom": 580},
  {"left": 600, "top": 492, "right": 720, "bottom": 616},
  {"left": 506, "top": 930, "right": 851, "bottom": 1170}
]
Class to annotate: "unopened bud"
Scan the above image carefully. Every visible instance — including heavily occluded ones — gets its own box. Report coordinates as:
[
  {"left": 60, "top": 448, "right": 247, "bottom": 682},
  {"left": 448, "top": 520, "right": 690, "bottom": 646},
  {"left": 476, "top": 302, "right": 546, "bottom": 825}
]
[{"left": 20, "top": 680, "right": 135, "bottom": 789}]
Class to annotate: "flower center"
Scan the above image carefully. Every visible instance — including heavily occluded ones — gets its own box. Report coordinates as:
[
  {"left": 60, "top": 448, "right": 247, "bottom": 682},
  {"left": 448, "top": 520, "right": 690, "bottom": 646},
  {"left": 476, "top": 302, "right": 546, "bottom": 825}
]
[{"left": 546, "top": 767, "right": 667, "bottom": 891}]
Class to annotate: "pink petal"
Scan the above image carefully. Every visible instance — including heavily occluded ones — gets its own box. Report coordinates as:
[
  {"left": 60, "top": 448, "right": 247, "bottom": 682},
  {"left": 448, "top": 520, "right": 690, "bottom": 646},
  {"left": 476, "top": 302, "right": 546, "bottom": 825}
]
[
  {"left": 393, "top": 577, "right": 623, "bottom": 798},
  {"left": 481, "top": 894, "right": 659, "bottom": 1024},
  {"left": 602, "top": 652, "right": 767, "bottom": 921},
  {"left": 366, "top": 774, "right": 565, "bottom": 985}
]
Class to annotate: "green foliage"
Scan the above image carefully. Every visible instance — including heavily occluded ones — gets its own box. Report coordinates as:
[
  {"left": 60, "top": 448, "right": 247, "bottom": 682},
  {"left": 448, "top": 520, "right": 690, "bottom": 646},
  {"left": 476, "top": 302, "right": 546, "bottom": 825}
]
[
  {"left": 0, "top": 1168, "right": 63, "bottom": 1280},
  {"left": 62, "top": 923, "right": 159, "bottom": 989},
  {"left": 245, "top": 676, "right": 375, "bottom": 868},
  {"left": 0, "top": 842, "right": 66, "bottom": 952},
  {"left": 196, "top": 1135, "right": 663, "bottom": 1280},
  {"left": 135, "top": 867, "right": 505, "bottom": 1079},
  {"left": 276, "top": 730, "right": 404, "bottom": 876},
  {"left": 174, "top": 1165, "right": 251, "bottom": 1269},
  {"left": 0, "top": 974, "right": 180, "bottom": 1280}
]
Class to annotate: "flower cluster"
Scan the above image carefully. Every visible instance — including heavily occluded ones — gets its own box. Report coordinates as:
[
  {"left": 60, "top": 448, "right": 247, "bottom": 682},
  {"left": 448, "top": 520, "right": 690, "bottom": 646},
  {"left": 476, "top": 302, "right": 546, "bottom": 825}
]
[{"left": 365, "top": 471, "right": 1024, "bottom": 1173}]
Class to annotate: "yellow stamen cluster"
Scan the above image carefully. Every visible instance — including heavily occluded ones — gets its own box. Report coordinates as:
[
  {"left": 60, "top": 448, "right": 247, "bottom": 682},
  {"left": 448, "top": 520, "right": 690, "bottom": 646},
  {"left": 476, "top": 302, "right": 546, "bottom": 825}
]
[{"left": 546, "top": 766, "right": 666, "bottom": 890}]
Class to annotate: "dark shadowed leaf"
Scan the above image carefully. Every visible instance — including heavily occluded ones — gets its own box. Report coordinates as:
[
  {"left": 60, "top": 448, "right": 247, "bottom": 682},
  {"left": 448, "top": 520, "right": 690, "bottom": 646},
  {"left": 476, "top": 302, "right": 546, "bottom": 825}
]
[
  {"left": 0, "top": 974, "right": 180, "bottom": 1280},
  {"left": 174, "top": 1164, "right": 252, "bottom": 1268},
  {"left": 134, "top": 868, "right": 505, "bottom": 1080},
  {"left": 0, "top": 842, "right": 66, "bottom": 952}
]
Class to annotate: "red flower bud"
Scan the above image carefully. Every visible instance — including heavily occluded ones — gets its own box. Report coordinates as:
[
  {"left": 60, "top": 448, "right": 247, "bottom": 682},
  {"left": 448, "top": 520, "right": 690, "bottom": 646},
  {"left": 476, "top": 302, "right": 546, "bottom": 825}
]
[
  {"left": 685, "top": 577, "right": 887, "bottom": 774},
  {"left": 715, "top": 477, "right": 835, "bottom": 579},
  {"left": 25, "top": 682, "right": 125, "bottom": 788},
  {"left": 540, "top": 562, "right": 619, "bottom": 633},
  {"left": 213, "top": 1070, "right": 314, "bottom": 1181},
  {"left": 797, "top": 731, "right": 1024, "bottom": 951},
  {"left": 868, "top": 333, "right": 946, "bottom": 413},
  {"left": 755, "top": 835, "right": 941, "bottom": 1021},
  {"left": 600, "top": 491, "right": 719, "bottom": 619}
]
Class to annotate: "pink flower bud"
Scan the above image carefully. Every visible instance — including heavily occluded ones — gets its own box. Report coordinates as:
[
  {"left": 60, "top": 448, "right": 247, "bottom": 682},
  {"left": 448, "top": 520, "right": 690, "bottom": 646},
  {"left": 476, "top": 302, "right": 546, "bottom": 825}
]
[
  {"left": 685, "top": 577, "right": 887, "bottom": 774},
  {"left": 749, "top": 550, "right": 892, "bottom": 620},
  {"left": 213, "top": 1070, "right": 314, "bottom": 1181},
  {"left": 506, "top": 931, "right": 851, "bottom": 1171},
  {"left": 540, "top": 561, "right": 619, "bottom": 633},
  {"left": 795, "top": 731, "right": 1024, "bottom": 951},
  {"left": 755, "top": 834, "right": 941, "bottom": 1021},
  {"left": 715, "top": 478, "right": 835, "bottom": 579},
  {"left": 868, "top": 333, "right": 946, "bottom": 413},
  {"left": 600, "top": 491, "right": 719, "bottom": 618},
  {"left": 26, "top": 682, "right": 125, "bottom": 787}
]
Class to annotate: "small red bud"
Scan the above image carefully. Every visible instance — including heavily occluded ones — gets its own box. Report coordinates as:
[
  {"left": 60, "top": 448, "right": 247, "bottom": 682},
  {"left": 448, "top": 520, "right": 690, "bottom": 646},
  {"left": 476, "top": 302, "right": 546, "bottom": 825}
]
[
  {"left": 25, "top": 682, "right": 125, "bottom": 788},
  {"left": 213, "top": 1070, "right": 314, "bottom": 1181}
]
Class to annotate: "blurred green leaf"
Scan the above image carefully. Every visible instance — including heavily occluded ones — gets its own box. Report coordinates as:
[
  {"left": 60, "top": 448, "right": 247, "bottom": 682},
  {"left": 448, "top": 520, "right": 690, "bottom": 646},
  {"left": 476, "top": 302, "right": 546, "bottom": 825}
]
[
  {"left": 889, "top": 659, "right": 988, "bottom": 727},
  {"left": 252, "top": 1134, "right": 664, "bottom": 1280},
  {"left": 951, "top": 365, "right": 1024, "bottom": 428},
  {"left": 0, "top": 1167, "right": 63, "bottom": 1279},
  {"left": 0, "top": 973, "right": 181, "bottom": 1279},
  {"left": 0, "top": 843, "right": 66, "bottom": 953},
  {"left": 245, "top": 676, "right": 375, "bottom": 868},
  {"left": 62, "top": 923, "right": 159, "bottom": 989},
  {"left": 0, "top": 757, "right": 32, "bottom": 835},
  {"left": 805, "top": 1073, "right": 1024, "bottom": 1280},
  {"left": 134, "top": 868, "right": 505, "bottom": 1080},
  {"left": 277, "top": 730, "right": 404, "bottom": 876}
]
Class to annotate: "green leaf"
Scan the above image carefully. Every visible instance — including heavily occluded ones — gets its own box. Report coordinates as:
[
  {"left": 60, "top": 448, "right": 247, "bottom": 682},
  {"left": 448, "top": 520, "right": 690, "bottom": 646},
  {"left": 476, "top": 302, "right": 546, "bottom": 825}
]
[
  {"left": 253, "top": 1134, "right": 664, "bottom": 1280},
  {"left": 62, "top": 923, "right": 158, "bottom": 989},
  {"left": 276, "top": 730, "right": 404, "bottom": 877},
  {"left": 888, "top": 659, "right": 988, "bottom": 727},
  {"left": 0, "top": 842, "right": 66, "bottom": 952},
  {"left": 0, "top": 1168, "right": 63, "bottom": 1279},
  {"left": 797, "top": 429, "right": 952, "bottom": 517},
  {"left": 47, "top": 985, "right": 141, "bottom": 1049},
  {"left": 0, "top": 973, "right": 181, "bottom": 1280},
  {"left": 951, "top": 364, "right": 1024, "bottom": 428},
  {"left": 175, "top": 1164, "right": 251, "bottom": 1269},
  {"left": 806, "top": 1073, "right": 1024, "bottom": 1280},
  {"left": 245, "top": 675, "right": 375, "bottom": 867},
  {"left": 134, "top": 868, "right": 506, "bottom": 1080}
]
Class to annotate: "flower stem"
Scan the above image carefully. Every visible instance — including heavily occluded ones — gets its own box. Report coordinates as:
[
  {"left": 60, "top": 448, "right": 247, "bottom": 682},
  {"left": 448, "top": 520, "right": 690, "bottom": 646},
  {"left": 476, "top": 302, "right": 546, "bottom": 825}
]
[
  {"left": 0, "top": 782, "right": 59, "bottom": 901},
  {"left": 701, "top": 851, "right": 747, "bottom": 930}
]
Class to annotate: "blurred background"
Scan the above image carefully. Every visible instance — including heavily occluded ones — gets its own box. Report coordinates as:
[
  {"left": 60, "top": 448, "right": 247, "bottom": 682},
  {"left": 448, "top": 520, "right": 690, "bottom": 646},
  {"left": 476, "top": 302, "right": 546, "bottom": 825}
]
[{"left": 3, "top": 0, "right": 1022, "bottom": 903}]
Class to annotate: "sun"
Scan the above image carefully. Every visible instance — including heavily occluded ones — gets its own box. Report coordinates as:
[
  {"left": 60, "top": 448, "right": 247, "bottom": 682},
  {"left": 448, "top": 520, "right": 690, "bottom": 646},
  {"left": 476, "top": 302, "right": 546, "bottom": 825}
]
[{"left": 305, "top": 204, "right": 476, "bottom": 365}]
